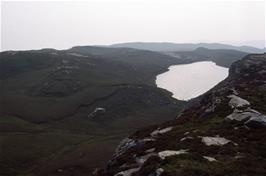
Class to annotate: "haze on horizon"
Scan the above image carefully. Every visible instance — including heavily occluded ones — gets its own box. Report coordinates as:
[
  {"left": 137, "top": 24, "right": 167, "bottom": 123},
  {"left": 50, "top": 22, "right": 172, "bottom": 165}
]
[{"left": 1, "top": 0, "right": 265, "bottom": 51}]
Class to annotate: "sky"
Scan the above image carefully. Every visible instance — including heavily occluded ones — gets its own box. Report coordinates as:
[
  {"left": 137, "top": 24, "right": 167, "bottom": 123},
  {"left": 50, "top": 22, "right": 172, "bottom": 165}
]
[{"left": 1, "top": 0, "right": 265, "bottom": 51}]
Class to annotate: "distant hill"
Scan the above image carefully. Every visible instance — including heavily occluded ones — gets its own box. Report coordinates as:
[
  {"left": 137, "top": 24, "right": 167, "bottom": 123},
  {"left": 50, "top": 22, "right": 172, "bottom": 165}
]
[
  {"left": 109, "top": 42, "right": 264, "bottom": 53},
  {"left": 165, "top": 47, "right": 248, "bottom": 67},
  {"left": 68, "top": 46, "right": 182, "bottom": 67},
  {"left": 69, "top": 45, "right": 248, "bottom": 68}
]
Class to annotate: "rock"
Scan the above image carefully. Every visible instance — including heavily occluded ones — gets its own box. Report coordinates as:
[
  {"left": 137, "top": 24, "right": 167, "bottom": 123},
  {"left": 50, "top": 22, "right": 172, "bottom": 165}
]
[
  {"left": 114, "top": 138, "right": 137, "bottom": 157},
  {"left": 228, "top": 95, "right": 250, "bottom": 109},
  {"left": 226, "top": 109, "right": 247, "bottom": 121},
  {"left": 155, "top": 168, "right": 164, "bottom": 176},
  {"left": 203, "top": 156, "right": 217, "bottom": 162},
  {"left": 145, "top": 148, "right": 156, "bottom": 153},
  {"left": 180, "top": 136, "right": 194, "bottom": 141},
  {"left": 245, "top": 114, "right": 266, "bottom": 128},
  {"left": 57, "top": 169, "right": 63, "bottom": 173},
  {"left": 142, "top": 138, "right": 156, "bottom": 142},
  {"left": 114, "top": 167, "right": 140, "bottom": 176},
  {"left": 114, "top": 138, "right": 152, "bottom": 158},
  {"left": 226, "top": 109, "right": 256, "bottom": 122},
  {"left": 136, "top": 153, "right": 156, "bottom": 165},
  {"left": 184, "top": 131, "right": 190, "bottom": 135},
  {"left": 88, "top": 107, "right": 106, "bottom": 118},
  {"left": 226, "top": 107, "right": 266, "bottom": 128},
  {"left": 201, "top": 136, "right": 232, "bottom": 146},
  {"left": 151, "top": 127, "right": 173, "bottom": 137},
  {"left": 94, "top": 107, "right": 105, "bottom": 112},
  {"left": 158, "top": 150, "right": 188, "bottom": 160}
]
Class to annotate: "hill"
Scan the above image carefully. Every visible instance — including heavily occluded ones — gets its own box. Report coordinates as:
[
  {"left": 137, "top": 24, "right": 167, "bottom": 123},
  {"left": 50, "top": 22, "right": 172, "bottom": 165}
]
[
  {"left": 0, "top": 47, "right": 185, "bottom": 176},
  {"left": 0, "top": 48, "right": 187, "bottom": 122},
  {"left": 97, "top": 53, "right": 266, "bottom": 176},
  {"left": 109, "top": 42, "right": 264, "bottom": 53},
  {"left": 0, "top": 46, "right": 257, "bottom": 175},
  {"left": 69, "top": 46, "right": 248, "bottom": 68},
  {"left": 165, "top": 47, "right": 248, "bottom": 67}
]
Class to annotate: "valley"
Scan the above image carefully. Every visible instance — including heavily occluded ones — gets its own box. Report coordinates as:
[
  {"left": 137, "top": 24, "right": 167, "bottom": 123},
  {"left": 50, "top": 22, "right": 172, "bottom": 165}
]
[
  {"left": 2, "top": 1, "right": 264, "bottom": 175},
  {"left": 0, "top": 44, "right": 255, "bottom": 176}
]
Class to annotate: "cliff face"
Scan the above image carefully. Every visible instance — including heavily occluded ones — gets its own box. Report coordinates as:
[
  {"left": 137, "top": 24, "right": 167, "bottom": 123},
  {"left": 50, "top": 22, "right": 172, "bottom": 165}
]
[{"left": 97, "top": 54, "right": 266, "bottom": 176}]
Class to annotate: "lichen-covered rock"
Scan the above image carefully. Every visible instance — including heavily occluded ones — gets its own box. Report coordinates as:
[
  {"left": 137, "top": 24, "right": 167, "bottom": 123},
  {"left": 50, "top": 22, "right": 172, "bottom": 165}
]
[
  {"left": 245, "top": 114, "right": 266, "bottom": 128},
  {"left": 201, "top": 136, "right": 232, "bottom": 146},
  {"left": 227, "top": 95, "right": 250, "bottom": 109},
  {"left": 114, "top": 167, "right": 140, "bottom": 176},
  {"left": 203, "top": 156, "right": 217, "bottom": 162},
  {"left": 226, "top": 108, "right": 260, "bottom": 122},
  {"left": 150, "top": 127, "right": 173, "bottom": 137},
  {"left": 158, "top": 150, "right": 188, "bottom": 160}
]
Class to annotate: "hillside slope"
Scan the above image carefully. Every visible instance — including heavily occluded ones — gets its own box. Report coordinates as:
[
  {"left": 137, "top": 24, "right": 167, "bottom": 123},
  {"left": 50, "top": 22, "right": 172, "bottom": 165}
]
[
  {"left": 0, "top": 48, "right": 184, "bottom": 122},
  {"left": 0, "top": 48, "right": 185, "bottom": 176},
  {"left": 97, "top": 53, "right": 266, "bottom": 176}
]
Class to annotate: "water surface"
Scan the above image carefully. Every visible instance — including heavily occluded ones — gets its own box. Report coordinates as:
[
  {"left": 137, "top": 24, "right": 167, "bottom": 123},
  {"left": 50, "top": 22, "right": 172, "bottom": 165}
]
[{"left": 156, "top": 61, "right": 228, "bottom": 100}]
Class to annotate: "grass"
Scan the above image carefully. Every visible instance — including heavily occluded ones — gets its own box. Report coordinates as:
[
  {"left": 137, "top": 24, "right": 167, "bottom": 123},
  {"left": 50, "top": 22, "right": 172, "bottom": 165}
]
[
  {"left": 0, "top": 94, "right": 182, "bottom": 176},
  {"left": 161, "top": 152, "right": 266, "bottom": 176}
]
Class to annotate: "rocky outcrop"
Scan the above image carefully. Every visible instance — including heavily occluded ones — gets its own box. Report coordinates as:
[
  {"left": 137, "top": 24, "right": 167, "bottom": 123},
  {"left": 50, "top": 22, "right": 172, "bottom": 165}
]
[{"left": 96, "top": 54, "right": 266, "bottom": 176}]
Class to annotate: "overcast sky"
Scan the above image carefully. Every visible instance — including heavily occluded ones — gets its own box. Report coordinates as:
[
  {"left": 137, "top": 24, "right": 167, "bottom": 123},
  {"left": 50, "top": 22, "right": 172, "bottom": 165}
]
[{"left": 1, "top": 0, "right": 265, "bottom": 51}]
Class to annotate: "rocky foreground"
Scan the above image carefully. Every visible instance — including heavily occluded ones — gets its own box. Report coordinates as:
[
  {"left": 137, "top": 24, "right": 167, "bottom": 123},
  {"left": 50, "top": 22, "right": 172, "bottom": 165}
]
[{"left": 96, "top": 54, "right": 266, "bottom": 176}]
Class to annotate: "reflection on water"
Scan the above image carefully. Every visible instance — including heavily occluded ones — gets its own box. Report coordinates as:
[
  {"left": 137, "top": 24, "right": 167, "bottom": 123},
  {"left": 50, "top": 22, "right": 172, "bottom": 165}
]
[{"left": 156, "top": 61, "right": 228, "bottom": 100}]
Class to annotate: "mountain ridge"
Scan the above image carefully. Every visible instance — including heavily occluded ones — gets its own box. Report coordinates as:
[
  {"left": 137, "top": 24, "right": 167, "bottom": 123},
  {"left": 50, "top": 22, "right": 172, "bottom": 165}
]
[{"left": 109, "top": 42, "right": 264, "bottom": 53}]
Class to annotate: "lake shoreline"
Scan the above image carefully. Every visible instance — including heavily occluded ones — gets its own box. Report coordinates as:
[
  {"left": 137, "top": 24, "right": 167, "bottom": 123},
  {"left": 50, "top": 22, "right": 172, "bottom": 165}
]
[{"left": 156, "top": 61, "right": 229, "bottom": 101}]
